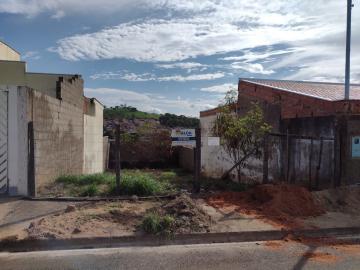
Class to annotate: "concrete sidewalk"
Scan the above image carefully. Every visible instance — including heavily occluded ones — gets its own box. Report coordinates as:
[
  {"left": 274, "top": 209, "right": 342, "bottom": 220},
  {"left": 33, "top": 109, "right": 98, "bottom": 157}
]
[{"left": 0, "top": 198, "right": 84, "bottom": 240}]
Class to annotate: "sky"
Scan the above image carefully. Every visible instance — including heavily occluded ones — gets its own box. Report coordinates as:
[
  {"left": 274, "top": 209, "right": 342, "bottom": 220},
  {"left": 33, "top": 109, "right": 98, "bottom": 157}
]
[{"left": 0, "top": 0, "right": 359, "bottom": 116}]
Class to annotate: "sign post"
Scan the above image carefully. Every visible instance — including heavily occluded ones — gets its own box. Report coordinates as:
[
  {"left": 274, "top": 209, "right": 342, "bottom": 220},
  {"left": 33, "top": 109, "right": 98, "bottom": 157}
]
[
  {"left": 171, "top": 128, "right": 201, "bottom": 193},
  {"left": 194, "top": 128, "right": 201, "bottom": 193},
  {"left": 115, "top": 124, "right": 121, "bottom": 195}
]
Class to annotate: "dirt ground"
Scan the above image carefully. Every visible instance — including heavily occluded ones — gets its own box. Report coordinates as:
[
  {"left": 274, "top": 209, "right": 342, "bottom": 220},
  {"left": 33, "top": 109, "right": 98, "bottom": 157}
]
[
  {"left": 205, "top": 184, "right": 360, "bottom": 230},
  {"left": 1, "top": 184, "right": 360, "bottom": 241},
  {"left": 205, "top": 184, "right": 325, "bottom": 229},
  {"left": 26, "top": 201, "right": 159, "bottom": 239},
  {"left": 22, "top": 194, "right": 213, "bottom": 240}
]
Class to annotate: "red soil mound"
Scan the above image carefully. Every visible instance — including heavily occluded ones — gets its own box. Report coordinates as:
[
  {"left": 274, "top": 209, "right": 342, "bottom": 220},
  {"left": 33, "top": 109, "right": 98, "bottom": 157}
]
[
  {"left": 206, "top": 184, "right": 325, "bottom": 229},
  {"left": 303, "top": 252, "right": 339, "bottom": 263}
]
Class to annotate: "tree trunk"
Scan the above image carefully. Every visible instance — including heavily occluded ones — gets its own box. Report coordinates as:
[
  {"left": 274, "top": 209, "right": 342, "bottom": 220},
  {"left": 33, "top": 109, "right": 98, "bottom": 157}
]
[{"left": 237, "top": 166, "right": 241, "bottom": 183}]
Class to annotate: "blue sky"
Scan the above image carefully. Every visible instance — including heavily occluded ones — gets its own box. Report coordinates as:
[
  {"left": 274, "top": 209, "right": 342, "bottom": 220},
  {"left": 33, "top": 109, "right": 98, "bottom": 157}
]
[{"left": 1, "top": 0, "right": 359, "bottom": 116}]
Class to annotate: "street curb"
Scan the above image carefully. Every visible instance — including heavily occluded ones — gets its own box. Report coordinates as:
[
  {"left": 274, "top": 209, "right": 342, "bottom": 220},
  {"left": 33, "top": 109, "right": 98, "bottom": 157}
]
[
  {"left": 1, "top": 227, "right": 360, "bottom": 252},
  {"left": 23, "top": 193, "right": 179, "bottom": 202}
]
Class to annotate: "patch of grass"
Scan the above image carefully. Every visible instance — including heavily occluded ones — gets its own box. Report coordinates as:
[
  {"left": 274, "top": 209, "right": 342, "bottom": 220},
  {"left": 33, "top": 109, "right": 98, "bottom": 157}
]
[
  {"left": 110, "top": 173, "right": 170, "bottom": 196},
  {"left": 159, "top": 171, "right": 177, "bottom": 182},
  {"left": 56, "top": 173, "right": 114, "bottom": 186},
  {"left": 141, "top": 212, "right": 175, "bottom": 235},
  {"left": 55, "top": 171, "right": 176, "bottom": 197},
  {"left": 80, "top": 184, "right": 99, "bottom": 197}
]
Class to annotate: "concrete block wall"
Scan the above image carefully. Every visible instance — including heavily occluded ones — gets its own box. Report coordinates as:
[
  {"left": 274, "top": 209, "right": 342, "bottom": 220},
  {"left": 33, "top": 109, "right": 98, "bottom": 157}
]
[
  {"left": 83, "top": 98, "right": 104, "bottom": 174},
  {"left": 27, "top": 77, "right": 84, "bottom": 192}
]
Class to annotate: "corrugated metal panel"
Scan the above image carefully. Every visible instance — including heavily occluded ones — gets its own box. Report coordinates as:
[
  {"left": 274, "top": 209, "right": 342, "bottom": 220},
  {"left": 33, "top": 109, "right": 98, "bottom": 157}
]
[{"left": 0, "top": 90, "right": 8, "bottom": 194}]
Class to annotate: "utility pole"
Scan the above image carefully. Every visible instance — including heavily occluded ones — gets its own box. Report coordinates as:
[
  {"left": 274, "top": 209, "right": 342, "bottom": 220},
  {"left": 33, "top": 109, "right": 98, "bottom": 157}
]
[{"left": 345, "top": 0, "right": 354, "bottom": 99}]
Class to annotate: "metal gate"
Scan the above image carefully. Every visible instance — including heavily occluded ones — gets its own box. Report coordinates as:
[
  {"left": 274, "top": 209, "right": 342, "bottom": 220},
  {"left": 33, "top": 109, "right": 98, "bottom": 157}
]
[{"left": 0, "top": 90, "right": 8, "bottom": 194}]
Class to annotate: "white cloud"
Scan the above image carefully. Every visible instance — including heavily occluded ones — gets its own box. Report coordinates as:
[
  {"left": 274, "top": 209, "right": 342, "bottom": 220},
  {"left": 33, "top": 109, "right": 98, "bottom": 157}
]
[
  {"left": 156, "top": 62, "right": 207, "bottom": 73},
  {"left": 220, "top": 48, "right": 302, "bottom": 63},
  {"left": 0, "top": 0, "right": 160, "bottom": 18},
  {"left": 200, "top": 83, "right": 237, "bottom": 93},
  {"left": 4, "top": 0, "right": 360, "bottom": 81},
  {"left": 230, "top": 62, "right": 274, "bottom": 75},
  {"left": 90, "top": 71, "right": 226, "bottom": 82},
  {"left": 45, "top": 0, "right": 360, "bottom": 81},
  {"left": 50, "top": 17, "right": 329, "bottom": 62},
  {"left": 85, "top": 87, "right": 220, "bottom": 116},
  {"left": 21, "top": 51, "right": 41, "bottom": 60},
  {"left": 156, "top": 62, "right": 205, "bottom": 69},
  {"left": 51, "top": 10, "right": 65, "bottom": 19}
]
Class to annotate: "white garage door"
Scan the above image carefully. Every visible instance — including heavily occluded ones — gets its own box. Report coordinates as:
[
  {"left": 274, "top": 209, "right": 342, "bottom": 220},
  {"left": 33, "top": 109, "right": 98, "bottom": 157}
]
[{"left": 0, "top": 90, "right": 8, "bottom": 194}]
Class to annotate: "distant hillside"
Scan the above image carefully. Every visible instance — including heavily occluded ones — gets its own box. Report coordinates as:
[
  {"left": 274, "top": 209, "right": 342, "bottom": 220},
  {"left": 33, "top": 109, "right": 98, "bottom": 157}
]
[
  {"left": 104, "top": 105, "right": 200, "bottom": 128},
  {"left": 104, "top": 105, "right": 159, "bottom": 120},
  {"left": 159, "top": 113, "right": 199, "bottom": 128}
]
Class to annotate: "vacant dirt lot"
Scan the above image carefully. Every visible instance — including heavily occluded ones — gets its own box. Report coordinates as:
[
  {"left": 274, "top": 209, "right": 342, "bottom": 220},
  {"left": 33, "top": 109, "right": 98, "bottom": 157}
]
[{"left": 1, "top": 184, "right": 360, "bottom": 241}]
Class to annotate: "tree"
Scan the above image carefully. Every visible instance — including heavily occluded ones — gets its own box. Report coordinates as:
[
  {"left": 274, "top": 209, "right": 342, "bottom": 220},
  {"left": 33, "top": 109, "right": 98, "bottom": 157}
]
[{"left": 213, "top": 90, "right": 271, "bottom": 182}]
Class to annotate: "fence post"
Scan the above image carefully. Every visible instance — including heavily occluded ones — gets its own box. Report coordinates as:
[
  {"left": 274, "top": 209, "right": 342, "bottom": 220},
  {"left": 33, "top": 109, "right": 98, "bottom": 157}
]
[
  {"left": 193, "top": 128, "right": 201, "bottom": 193},
  {"left": 308, "top": 138, "right": 313, "bottom": 190},
  {"left": 262, "top": 135, "right": 269, "bottom": 184},
  {"left": 315, "top": 137, "right": 324, "bottom": 190},
  {"left": 286, "top": 129, "right": 291, "bottom": 183},
  {"left": 115, "top": 124, "right": 121, "bottom": 195},
  {"left": 28, "top": 121, "right": 35, "bottom": 197}
]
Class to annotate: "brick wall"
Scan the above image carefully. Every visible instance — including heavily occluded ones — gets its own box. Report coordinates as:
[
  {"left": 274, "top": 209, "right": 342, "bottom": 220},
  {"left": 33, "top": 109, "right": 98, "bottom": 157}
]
[{"left": 27, "top": 76, "right": 84, "bottom": 192}]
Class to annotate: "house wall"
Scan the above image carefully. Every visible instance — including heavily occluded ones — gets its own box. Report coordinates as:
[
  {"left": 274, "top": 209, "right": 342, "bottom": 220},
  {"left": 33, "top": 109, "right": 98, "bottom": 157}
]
[
  {"left": 0, "top": 61, "right": 26, "bottom": 85},
  {"left": 200, "top": 84, "right": 337, "bottom": 187},
  {"left": 0, "top": 42, "right": 20, "bottom": 61},
  {"left": 83, "top": 98, "right": 104, "bottom": 174},
  {"left": 27, "top": 77, "right": 85, "bottom": 193},
  {"left": 6, "top": 86, "right": 28, "bottom": 195}
]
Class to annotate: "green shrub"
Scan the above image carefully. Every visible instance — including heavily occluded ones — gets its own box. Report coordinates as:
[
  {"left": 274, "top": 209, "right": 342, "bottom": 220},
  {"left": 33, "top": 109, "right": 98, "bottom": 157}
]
[
  {"left": 110, "top": 174, "right": 165, "bottom": 196},
  {"left": 141, "top": 212, "right": 174, "bottom": 234},
  {"left": 80, "top": 184, "right": 99, "bottom": 197}
]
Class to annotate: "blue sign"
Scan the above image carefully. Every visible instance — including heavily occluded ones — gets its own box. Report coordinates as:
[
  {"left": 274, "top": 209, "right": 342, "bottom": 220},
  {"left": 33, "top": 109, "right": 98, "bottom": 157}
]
[{"left": 352, "top": 136, "right": 360, "bottom": 158}]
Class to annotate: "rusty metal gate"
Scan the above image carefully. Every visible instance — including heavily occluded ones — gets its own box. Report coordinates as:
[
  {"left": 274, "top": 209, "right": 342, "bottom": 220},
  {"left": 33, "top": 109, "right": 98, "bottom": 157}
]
[{"left": 0, "top": 90, "right": 8, "bottom": 194}]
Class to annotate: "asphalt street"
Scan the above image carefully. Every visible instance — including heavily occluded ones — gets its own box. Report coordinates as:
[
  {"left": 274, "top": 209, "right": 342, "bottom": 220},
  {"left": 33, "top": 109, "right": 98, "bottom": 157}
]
[{"left": 1, "top": 241, "right": 360, "bottom": 270}]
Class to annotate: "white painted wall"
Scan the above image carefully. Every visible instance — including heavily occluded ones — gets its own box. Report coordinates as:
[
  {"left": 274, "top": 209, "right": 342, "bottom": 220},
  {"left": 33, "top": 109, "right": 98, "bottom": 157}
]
[
  {"left": 7, "top": 85, "right": 28, "bottom": 195},
  {"left": 201, "top": 114, "right": 235, "bottom": 180},
  {"left": 201, "top": 114, "right": 263, "bottom": 183},
  {"left": 83, "top": 99, "right": 104, "bottom": 174}
]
